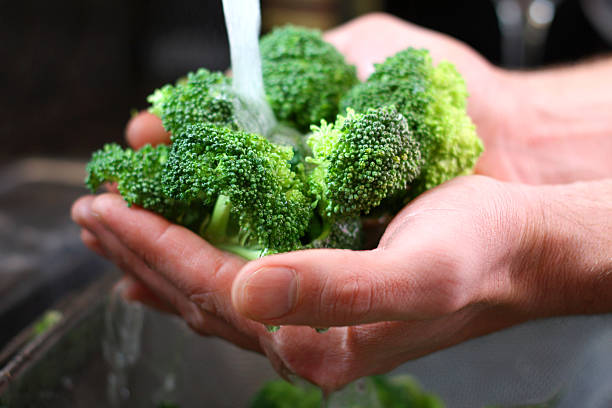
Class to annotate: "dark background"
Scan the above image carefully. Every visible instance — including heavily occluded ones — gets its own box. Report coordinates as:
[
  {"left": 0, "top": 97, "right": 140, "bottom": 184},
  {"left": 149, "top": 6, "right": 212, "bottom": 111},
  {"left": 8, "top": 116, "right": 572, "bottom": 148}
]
[{"left": 1, "top": 0, "right": 610, "bottom": 161}]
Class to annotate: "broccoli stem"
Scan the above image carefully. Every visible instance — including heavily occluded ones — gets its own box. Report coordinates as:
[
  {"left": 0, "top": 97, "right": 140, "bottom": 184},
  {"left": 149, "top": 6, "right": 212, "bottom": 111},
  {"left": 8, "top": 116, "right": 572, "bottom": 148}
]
[
  {"left": 314, "top": 221, "right": 332, "bottom": 242},
  {"left": 203, "top": 195, "right": 265, "bottom": 260},
  {"left": 215, "top": 243, "right": 263, "bottom": 261},
  {"left": 204, "top": 195, "right": 232, "bottom": 239}
]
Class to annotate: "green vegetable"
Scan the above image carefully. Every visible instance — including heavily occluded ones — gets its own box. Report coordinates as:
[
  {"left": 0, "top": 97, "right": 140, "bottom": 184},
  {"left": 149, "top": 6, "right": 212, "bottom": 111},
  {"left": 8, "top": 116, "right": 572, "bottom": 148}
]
[
  {"left": 162, "top": 123, "right": 312, "bottom": 256},
  {"left": 306, "top": 107, "right": 421, "bottom": 218},
  {"left": 249, "top": 375, "right": 445, "bottom": 408},
  {"left": 85, "top": 28, "right": 482, "bottom": 261},
  {"left": 250, "top": 379, "right": 322, "bottom": 408},
  {"left": 340, "top": 48, "right": 483, "bottom": 198},
  {"left": 260, "top": 25, "right": 359, "bottom": 132},
  {"left": 148, "top": 68, "right": 236, "bottom": 136},
  {"left": 85, "top": 143, "right": 206, "bottom": 232}
]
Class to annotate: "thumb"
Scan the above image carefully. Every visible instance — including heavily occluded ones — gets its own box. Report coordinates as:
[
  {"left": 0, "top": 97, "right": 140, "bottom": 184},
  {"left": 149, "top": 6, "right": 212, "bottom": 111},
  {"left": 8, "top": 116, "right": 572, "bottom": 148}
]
[{"left": 231, "top": 248, "right": 430, "bottom": 327}]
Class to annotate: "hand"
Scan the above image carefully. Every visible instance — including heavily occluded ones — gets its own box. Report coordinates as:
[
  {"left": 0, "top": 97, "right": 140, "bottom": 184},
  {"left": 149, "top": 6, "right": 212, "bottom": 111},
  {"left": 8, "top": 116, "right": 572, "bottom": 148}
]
[
  {"left": 325, "top": 13, "right": 612, "bottom": 184},
  {"left": 73, "top": 112, "right": 612, "bottom": 390},
  {"left": 72, "top": 15, "right": 612, "bottom": 390},
  {"left": 72, "top": 173, "right": 527, "bottom": 390}
]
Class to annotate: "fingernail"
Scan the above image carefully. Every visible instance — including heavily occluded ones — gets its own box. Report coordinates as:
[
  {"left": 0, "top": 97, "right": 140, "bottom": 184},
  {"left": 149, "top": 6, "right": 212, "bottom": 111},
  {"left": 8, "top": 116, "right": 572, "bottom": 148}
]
[{"left": 241, "top": 267, "right": 297, "bottom": 320}]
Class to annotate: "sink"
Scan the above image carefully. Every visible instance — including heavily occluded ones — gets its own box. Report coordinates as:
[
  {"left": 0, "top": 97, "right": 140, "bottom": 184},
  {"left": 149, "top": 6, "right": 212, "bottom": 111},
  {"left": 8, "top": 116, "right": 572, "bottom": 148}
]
[{"left": 0, "top": 158, "right": 109, "bottom": 347}]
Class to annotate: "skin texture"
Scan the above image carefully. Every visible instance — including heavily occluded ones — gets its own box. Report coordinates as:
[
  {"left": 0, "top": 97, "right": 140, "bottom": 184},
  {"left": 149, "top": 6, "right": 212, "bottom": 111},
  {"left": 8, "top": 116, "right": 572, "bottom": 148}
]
[{"left": 72, "top": 12, "right": 612, "bottom": 391}]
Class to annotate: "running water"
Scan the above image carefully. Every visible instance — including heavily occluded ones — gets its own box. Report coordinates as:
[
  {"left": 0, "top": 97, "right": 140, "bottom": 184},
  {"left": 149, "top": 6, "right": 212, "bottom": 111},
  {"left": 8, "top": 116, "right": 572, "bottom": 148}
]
[
  {"left": 104, "top": 285, "right": 144, "bottom": 407},
  {"left": 222, "top": 0, "right": 277, "bottom": 136}
]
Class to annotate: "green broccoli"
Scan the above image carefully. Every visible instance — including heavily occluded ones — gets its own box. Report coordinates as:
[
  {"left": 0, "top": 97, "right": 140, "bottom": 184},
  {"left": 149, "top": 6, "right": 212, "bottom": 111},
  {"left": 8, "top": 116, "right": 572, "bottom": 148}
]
[
  {"left": 340, "top": 48, "right": 483, "bottom": 198},
  {"left": 86, "top": 28, "right": 483, "bottom": 263},
  {"left": 306, "top": 107, "right": 422, "bottom": 218},
  {"left": 85, "top": 143, "right": 208, "bottom": 232},
  {"left": 147, "top": 68, "right": 236, "bottom": 136},
  {"left": 260, "top": 25, "right": 358, "bottom": 132},
  {"left": 161, "top": 123, "right": 313, "bottom": 257},
  {"left": 249, "top": 376, "right": 445, "bottom": 408}
]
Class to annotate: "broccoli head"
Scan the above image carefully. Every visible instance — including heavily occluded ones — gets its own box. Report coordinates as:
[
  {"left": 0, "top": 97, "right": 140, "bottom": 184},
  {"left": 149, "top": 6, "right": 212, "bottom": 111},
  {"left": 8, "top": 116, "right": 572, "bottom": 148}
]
[
  {"left": 85, "top": 143, "right": 206, "bottom": 231},
  {"left": 306, "top": 107, "right": 421, "bottom": 218},
  {"left": 260, "top": 25, "right": 358, "bottom": 132},
  {"left": 147, "top": 68, "right": 236, "bottom": 136},
  {"left": 340, "top": 48, "right": 483, "bottom": 198},
  {"left": 162, "top": 123, "right": 313, "bottom": 256}
]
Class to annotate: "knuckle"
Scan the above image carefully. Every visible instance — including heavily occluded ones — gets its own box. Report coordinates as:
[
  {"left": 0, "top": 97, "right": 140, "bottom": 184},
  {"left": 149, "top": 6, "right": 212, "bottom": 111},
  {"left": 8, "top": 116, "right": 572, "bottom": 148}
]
[
  {"left": 418, "top": 251, "right": 470, "bottom": 315},
  {"left": 321, "top": 275, "right": 374, "bottom": 324}
]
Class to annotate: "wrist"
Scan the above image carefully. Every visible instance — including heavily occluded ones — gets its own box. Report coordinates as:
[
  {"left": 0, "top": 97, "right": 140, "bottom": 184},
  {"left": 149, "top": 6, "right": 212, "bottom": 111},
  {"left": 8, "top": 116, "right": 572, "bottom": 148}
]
[{"left": 510, "top": 180, "right": 612, "bottom": 317}]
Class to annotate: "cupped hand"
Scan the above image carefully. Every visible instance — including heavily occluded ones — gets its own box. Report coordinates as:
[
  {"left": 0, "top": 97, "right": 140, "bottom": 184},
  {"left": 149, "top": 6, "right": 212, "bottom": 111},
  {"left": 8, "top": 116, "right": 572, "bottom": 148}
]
[{"left": 73, "top": 113, "right": 553, "bottom": 389}]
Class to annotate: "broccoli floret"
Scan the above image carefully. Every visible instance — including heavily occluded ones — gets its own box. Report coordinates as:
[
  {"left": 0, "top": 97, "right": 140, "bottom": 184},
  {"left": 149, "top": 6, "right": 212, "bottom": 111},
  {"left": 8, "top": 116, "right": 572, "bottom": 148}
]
[
  {"left": 260, "top": 25, "right": 358, "bottom": 132},
  {"left": 250, "top": 379, "right": 322, "bottom": 408},
  {"left": 306, "top": 107, "right": 421, "bottom": 218},
  {"left": 85, "top": 143, "right": 207, "bottom": 231},
  {"left": 249, "top": 376, "right": 445, "bottom": 408},
  {"left": 162, "top": 123, "right": 313, "bottom": 256},
  {"left": 340, "top": 48, "right": 483, "bottom": 198},
  {"left": 147, "top": 68, "right": 236, "bottom": 136}
]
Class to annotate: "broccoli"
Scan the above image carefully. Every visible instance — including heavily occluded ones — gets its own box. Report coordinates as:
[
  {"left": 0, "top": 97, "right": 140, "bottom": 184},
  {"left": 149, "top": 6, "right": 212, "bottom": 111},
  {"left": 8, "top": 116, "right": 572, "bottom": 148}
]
[
  {"left": 260, "top": 25, "right": 358, "bottom": 132},
  {"left": 161, "top": 123, "right": 312, "bottom": 257},
  {"left": 86, "top": 28, "right": 483, "bottom": 263},
  {"left": 85, "top": 143, "right": 208, "bottom": 232},
  {"left": 340, "top": 48, "right": 483, "bottom": 198},
  {"left": 306, "top": 107, "right": 421, "bottom": 218},
  {"left": 147, "top": 68, "right": 236, "bottom": 136},
  {"left": 249, "top": 376, "right": 445, "bottom": 408}
]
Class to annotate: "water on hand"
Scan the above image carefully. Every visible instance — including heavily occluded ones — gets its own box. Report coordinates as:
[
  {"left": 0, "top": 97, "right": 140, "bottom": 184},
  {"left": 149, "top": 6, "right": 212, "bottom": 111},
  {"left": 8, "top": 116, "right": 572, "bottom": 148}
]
[{"left": 222, "top": 0, "right": 277, "bottom": 136}]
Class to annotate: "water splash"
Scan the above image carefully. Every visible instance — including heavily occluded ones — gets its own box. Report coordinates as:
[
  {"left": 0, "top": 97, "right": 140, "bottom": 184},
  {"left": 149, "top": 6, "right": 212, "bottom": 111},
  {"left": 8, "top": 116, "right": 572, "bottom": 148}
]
[
  {"left": 103, "top": 285, "right": 144, "bottom": 407},
  {"left": 222, "top": 0, "right": 277, "bottom": 136}
]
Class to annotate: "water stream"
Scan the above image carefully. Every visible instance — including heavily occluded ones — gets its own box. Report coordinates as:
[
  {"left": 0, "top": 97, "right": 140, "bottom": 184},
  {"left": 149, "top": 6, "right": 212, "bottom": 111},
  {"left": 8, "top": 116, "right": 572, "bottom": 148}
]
[{"left": 222, "top": 0, "right": 277, "bottom": 136}]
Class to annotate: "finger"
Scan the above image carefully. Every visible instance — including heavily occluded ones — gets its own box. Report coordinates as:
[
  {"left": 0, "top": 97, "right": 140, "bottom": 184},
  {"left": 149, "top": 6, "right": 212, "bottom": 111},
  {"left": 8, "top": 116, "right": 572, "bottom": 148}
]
[
  {"left": 75, "top": 196, "right": 206, "bottom": 322},
  {"left": 100, "top": 230, "right": 261, "bottom": 351},
  {"left": 77, "top": 200, "right": 262, "bottom": 351},
  {"left": 231, "top": 247, "right": 470, "bottom": 327},
  {"left": 89, "top": 194, "right": 247, "bottom": 322},
  {"left": 125, "top": 111, "right": 170, "bottom": 149},
  {"left": 80, "top": 228, "right": 106, "bottom": 257},
  {"left": 119, "top": 275, "right": 178, "bottom": 315}
]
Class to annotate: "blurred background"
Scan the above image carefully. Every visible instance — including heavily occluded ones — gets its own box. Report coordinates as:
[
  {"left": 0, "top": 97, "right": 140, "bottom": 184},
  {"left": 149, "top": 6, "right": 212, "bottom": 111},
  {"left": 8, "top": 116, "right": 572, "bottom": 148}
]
[
  {"left": 2, "top": 0, "right": 611, "bottom": 160},
  {"left": 1, "top": 1, "right": 612, "bottom": 407}
]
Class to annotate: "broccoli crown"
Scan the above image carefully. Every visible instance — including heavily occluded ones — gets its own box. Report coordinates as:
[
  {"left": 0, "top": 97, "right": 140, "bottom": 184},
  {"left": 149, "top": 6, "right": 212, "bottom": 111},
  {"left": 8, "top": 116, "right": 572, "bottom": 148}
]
[
  {"left": 340, "top": 48, "right": 483, "bottom": 197},
  {"left": 162, "top": 123, "right": 313, "bottom": 253},
  {"left": 85, "top": 143, "right": 206, "bottom": 230},
  {"left": 260, "top": 25, "right": 358, "bottom": 132},
  {"left": 147, "top": 68, "right": 235, "bottom": 135},
  {"left": 307, "top": 107, "right": 421, "bottom": 218}
]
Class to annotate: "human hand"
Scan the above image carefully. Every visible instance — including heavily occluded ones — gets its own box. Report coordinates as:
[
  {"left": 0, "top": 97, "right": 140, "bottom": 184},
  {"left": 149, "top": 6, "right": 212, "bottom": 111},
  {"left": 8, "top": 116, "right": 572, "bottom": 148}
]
[
  {"left": 71, "top": 173, "right": 527, "bottom": 390},
  {"left": 73, "top": 112, "right": 612, "bottom": 390}
]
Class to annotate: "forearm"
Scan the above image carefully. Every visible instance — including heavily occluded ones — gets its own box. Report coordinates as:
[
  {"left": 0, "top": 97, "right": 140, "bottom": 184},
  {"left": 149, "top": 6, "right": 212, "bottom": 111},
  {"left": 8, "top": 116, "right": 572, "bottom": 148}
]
[
  {"left": 499, "top": 58, "right": 612, "bottom": 183},
  {"left": 513, "top": 179, "right": 612, "bottom": 317}
]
